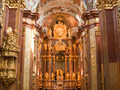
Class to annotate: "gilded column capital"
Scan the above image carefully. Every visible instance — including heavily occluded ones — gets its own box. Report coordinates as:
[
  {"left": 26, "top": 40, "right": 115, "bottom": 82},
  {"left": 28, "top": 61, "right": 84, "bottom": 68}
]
[
  {"left": 5, "top": 0, "right": 26, "bottom": 10},
  {"left": 65, "top": 58, "right": 68, "bottom": 61},
  {"left": 48, "top": 58, "right": 51, "bottom": 61},
  {"left": 74, "top": 58, "right": 77, "bottom": 61},
  {"left": 53, "top": 58, "right": 55, "bottom": 61},
  {"left": 43, "top": 58, "right": 47, "bottom": 61},
  {"left": 69, "top": 58, "right": 72, "bottom": 61},
  {"left": 96, "top": 0, "right": 117, "bottom": 11}
]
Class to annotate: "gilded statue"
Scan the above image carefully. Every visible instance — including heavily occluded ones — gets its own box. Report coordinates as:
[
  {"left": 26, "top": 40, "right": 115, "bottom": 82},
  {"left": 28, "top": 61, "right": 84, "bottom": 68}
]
[
  {"left": 0, "top": 27, "right": 19, "bottom": 87},
  {"left": 65, "top": 73, "right": 70, "bottom": 80},
  {"left": 43, "top": 44, "right": 47, "bottom": 50},
  {"left": 51, "top": 73, "right": 55, "bottom": 80},
  {"left": 45, "top": 72, "right": 49, "bottom": 80},
  {"left": 72, "top": 73, "right": 76, "bottom": 80},
  {"left": 73, "top": 44, "right": 76, "bottom": 50},
  {"left": 56, "top": 70, "right": 59, "bottom": 77},
  {"left": 39, "top": 72, "right": 43, "bottom": 80},
  {"left": 77, "top": 72, "right": 80, "bottom": 80},
  {"left": 2, "top": 27, "right": 19, "bottom": 52},
  {"left": 60, "top": 70, "right": 63, "bottom": 77}
]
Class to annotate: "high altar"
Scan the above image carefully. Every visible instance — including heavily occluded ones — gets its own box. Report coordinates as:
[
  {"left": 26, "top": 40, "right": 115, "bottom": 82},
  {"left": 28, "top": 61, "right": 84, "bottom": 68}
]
[{"left": 39, "top": 20, "right": 81, "bottom": 89}]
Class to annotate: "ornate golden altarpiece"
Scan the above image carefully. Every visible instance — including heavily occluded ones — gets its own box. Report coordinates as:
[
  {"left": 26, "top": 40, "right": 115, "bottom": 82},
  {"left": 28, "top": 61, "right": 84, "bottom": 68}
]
[{"left": 39, "top": 21, "right": 81, "bottom": 89}]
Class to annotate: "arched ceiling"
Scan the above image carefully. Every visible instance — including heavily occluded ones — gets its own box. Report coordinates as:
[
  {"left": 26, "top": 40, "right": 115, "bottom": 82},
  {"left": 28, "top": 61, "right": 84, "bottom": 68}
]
[
  {"left": 25, "top": 0, "right": 87, "bottom": 30},
  {"left": 36, "top": 0, "right": 84, "bottom": 29},
  {"left": 42, "top": 13, "right": 78, "bottom": 28}
]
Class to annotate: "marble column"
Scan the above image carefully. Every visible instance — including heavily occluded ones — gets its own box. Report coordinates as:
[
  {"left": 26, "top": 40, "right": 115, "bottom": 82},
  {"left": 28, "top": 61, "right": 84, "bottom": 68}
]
[
  {"left": 81, "top": 10, "right": 99, "bottom": 90},
  {"left": 81, "top": 46, "right": 84, "bottom": 90},
  {"left": 23, "top": 25, "right": 33, "bottom": 90},
  {"left": 95, "top": 27, "right": 102, "bottom": 90},
  {"left": 48, "top": 40, "right": 52, "bottom": 80},
  {"left": 117, "top": 2, "right": 120, "bottom": 90},
  {"left": 34, "top": 36, "right": 39, "bottom": 90},
  {"left": 20, "top": 27, "right": 26, "bottom": 90},
  {"left": 69, "top": 58, "right": 72, "bottom": 80},
  {"left": 97, "top": 1, "right": 119, "bottom": 89},
  {"left": 53, "top": 58, "right": 55, "bottom": 75},
  {"left": 68, "top": 40, "right": 72, "bottom": 80},
  {"left": 44, "top": 59, "right": 47, "bottom": 79},
  {"left": 74, "top": 59, "right": 77, "bottom": 74},
  {"left": 73, "top": 44, "right": 77, "bottom": 74},
  {"left": 78, "top": 44, "right": 83, "bottom": 89},
  {"left": 65, "top": 58, "right": 68, "bottom": 79},
  {"left": 43, "top": 43, "right": 47, "bottom": 79},
  {"left": 48, "top": 58, "right": 51, "bottom": 80},
  {"left": 22, "top": 11, "right": 39, "bottom": 90},
  {"left": 82, "top": 35, "right": 87, "bottom": 90}
]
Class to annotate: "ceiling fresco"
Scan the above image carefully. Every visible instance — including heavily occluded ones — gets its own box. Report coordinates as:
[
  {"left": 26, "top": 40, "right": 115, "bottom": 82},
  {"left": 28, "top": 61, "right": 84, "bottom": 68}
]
[
  {"left": 36, "top": 0, "right": 84, "bottom": 29},
  {"left": 42, "top": 13, "right": 78, "bottom": 28},
  {"left": 41, "top": 0, "right": 80, "bottom": 6},
  {"left": 25, "top": 0, "right": 88, "bottom": 35}
]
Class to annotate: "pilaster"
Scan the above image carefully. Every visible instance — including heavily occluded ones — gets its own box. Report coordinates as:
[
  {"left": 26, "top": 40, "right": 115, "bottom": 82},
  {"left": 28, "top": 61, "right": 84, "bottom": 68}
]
[
  {"left": 81, "top": 10, "right": 99, "bottom": 90},
  {"left": 22, "top": 11, "right": 39, "bottom": 90},
  {"left": 97, "top": 0, "right": 119, "bottom": 89}
]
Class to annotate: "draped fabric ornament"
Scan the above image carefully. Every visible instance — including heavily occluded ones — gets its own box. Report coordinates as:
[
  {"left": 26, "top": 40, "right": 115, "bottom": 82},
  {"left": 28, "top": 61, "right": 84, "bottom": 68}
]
[{"left": 0, "top": 27, "right": 19, "bottom": 87}]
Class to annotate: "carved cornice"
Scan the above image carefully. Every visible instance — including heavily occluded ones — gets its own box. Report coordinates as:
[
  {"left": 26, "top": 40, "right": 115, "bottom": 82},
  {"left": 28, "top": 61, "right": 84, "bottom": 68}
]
[
  {"left": 81, "top": 10, "right": 98, "bottom": 20},
  {"left": 5, "top": 0, "right": 26, "bottom": 11},
  {"left": 96, "top": 0, "right": 117, "bottom": 11}
]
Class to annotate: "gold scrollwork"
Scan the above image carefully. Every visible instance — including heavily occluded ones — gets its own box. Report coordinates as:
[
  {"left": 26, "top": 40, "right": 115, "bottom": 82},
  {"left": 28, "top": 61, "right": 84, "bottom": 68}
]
[
  {"left": 0, "top": 27, "right": 19, "bottom": 87},
  {"left": 96, "top": 0, "right": 117, "bottom": 11}
]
